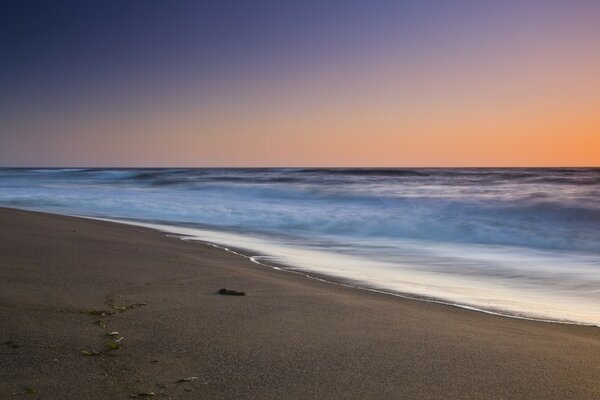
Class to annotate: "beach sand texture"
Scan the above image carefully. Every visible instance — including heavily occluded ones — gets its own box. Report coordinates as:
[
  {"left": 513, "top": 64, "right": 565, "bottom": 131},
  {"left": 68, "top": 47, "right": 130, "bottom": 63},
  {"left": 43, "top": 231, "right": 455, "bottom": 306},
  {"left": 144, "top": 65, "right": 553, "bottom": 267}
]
[{"left": 0, "top": 208, "right": 598, "bottom": 399}]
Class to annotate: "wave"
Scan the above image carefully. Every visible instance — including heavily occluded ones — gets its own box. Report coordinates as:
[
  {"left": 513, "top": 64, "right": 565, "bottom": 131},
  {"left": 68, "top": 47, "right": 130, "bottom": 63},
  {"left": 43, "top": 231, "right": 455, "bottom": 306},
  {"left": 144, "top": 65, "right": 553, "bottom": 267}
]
[
  {"left": 4, "top": 167, "right": 598, "bottom": 187},
  {"left": 294, "top": 168, "right": 431, "bottom": 176},
  {"left": 1, "top": 168, "right": 599, "bottom": 253},
  {"left": 1, "top": 167, "right": 599, "bottom": 324}
]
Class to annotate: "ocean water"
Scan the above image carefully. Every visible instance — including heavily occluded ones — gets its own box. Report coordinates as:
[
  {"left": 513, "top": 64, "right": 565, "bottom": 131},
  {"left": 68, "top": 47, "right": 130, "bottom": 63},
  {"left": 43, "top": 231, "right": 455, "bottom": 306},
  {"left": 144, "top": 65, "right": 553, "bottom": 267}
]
[{"left": 1, "top": 167, "right": 599, "bottom": 325}]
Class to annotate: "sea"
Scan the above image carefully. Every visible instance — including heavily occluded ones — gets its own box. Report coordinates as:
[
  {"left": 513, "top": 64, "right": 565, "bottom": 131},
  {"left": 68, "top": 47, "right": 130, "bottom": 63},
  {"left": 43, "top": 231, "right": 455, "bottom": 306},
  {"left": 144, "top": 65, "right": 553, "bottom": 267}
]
[{"left": 1, "top": 167, "right": 598, "bottom": 325}]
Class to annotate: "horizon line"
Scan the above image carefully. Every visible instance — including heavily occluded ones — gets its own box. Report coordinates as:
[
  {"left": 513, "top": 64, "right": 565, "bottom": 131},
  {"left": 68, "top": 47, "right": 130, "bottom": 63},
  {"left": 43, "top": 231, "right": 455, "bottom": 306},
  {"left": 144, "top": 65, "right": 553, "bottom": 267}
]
[{"left": 1, "top": 165, "right": 598, "bottom": 169}]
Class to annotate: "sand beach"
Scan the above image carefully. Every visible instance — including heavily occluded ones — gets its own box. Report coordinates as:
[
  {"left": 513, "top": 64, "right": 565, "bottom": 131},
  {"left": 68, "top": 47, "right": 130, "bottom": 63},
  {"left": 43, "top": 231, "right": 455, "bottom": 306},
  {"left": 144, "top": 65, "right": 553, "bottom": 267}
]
[{"left": 0, "top": 207, "right": 599, "bottom": 399}]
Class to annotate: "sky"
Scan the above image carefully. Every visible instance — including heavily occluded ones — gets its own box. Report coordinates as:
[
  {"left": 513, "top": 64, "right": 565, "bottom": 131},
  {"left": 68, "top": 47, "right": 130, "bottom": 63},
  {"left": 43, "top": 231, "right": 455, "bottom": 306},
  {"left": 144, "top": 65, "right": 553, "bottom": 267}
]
[{"left": 1, "top": 0, "right": 599, "bottom": 167}]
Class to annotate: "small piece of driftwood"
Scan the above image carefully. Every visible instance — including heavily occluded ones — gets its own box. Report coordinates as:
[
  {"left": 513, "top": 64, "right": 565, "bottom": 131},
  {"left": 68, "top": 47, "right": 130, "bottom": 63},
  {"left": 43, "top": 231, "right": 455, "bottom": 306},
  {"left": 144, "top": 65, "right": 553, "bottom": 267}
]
[{"left": 218, "top": 288, "right": 246, "bottom": 296}]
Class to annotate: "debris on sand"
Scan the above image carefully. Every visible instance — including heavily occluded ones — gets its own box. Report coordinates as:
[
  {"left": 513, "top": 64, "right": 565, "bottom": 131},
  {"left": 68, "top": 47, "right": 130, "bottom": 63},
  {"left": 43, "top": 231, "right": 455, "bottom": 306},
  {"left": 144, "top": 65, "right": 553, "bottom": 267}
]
[
  {"left": 23, "top": 386, "right": 36, "bottom": 395},
  {"left": 176, "top": 377, "right": 198, "bottom": 383},
  {"left": 81, "top": 350, "right": 101, "bottom": 356},
  {"left": 86, "top": 310, "right": 114, "bottom": 317},
  {"left": 111, "top": 302, "right": 147, "bottom": 312},
  {"left": 217, "top": 288, "right": 245, "bottom": 296},
  {"left": 106, "top": 340, "right": 120, "bottom": 351}
]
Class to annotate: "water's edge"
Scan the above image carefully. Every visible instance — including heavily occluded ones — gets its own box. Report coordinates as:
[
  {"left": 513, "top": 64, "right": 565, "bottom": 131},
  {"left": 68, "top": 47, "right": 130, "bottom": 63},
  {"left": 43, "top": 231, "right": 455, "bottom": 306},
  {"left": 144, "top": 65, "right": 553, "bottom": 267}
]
[
  {"left": 4, "top": 205, "right": 597, "bottom": 328},
  {"left": 80, "top": 213, "right": 598, "bottom": 328}
]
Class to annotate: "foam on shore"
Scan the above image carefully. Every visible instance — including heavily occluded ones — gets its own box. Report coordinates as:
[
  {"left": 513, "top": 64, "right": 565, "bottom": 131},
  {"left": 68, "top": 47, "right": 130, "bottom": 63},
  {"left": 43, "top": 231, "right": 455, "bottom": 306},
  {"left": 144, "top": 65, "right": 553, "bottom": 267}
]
[{"left": 89, "top": 216, "right": 600, "bottom": 327}]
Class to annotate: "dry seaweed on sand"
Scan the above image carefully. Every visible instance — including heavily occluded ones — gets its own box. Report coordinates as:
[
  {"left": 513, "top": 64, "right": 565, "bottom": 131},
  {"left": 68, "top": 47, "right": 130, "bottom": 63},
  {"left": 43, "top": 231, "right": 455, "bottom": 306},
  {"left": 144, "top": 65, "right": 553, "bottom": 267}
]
[
  {"left": 86, "top": 309, "right": 115, "bottom": 316},
  {"left": 81, "top": 350, "right": 101, "bottom": 356},
  {"left": 217, "top": 288, "right": 245, "bottom": 296},
  {"left": 23, "top": 386, "right": 36, "bottom": 395},
  {"left": 106, "top": 340, "right": 120, "bottom": 350},
  {"left": 111, "top": 302, "right": 147, "bottom": 312},
  {"left": 175, "top": 377, "right": 198, "bottom": 383}
]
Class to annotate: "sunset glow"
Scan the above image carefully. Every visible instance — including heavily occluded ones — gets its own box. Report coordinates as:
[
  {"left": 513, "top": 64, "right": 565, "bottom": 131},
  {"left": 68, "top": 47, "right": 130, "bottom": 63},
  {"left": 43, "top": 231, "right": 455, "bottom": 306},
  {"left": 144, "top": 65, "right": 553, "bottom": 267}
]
[{"left": 1, "top": 1, "right": 599, "bottom": 166}]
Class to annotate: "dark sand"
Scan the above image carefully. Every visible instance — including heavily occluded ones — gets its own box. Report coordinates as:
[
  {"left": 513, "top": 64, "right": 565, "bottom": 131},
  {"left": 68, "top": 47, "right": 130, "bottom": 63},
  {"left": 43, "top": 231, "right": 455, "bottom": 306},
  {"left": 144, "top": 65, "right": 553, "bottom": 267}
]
[{"left": 0, "top": 208, "right": 598, "bottom": 399}]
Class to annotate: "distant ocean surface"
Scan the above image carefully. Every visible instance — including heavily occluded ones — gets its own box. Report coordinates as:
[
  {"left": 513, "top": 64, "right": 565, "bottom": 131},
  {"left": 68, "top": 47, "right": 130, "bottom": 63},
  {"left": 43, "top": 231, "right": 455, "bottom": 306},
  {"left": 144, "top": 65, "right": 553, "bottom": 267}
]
[{"left": 1, "top": 168, "right": 599, "bottom": 325}]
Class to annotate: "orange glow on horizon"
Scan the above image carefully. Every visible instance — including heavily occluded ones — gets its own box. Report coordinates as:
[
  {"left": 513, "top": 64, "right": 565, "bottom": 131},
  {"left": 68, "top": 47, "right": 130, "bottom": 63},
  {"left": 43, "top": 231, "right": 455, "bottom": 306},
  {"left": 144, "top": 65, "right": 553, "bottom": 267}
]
[{"left": 2, "top": 10, "right": 599, "bottom": 168}]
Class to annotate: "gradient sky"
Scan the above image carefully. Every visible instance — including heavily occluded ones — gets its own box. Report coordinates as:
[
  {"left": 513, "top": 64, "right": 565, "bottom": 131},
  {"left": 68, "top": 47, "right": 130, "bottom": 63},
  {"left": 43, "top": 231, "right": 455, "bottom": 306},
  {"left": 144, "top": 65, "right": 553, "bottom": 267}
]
[{"left": 1, "top": 0, "right": 599, "bottom": 167}]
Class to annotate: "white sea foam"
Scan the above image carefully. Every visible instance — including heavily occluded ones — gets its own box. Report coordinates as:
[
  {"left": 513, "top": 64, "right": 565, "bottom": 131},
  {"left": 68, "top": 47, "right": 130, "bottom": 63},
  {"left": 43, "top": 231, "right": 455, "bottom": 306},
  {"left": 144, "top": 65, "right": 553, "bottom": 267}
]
[{"left": 89, "top": 217, "right": 600, "bottom": 326}]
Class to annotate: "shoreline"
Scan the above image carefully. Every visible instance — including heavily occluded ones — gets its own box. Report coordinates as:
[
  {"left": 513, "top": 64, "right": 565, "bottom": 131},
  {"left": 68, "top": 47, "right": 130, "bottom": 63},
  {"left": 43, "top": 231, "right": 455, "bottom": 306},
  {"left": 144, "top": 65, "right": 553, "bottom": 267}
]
[
  {"left": 4, "top": 206, "right": 599, "bottom": 327},
  {"left": 1, "top": 207, "right": 599, "bottom": 399},
  {"left": 153, "top": 237, "right": 600, "bottom": 327},
  {"left": 81, "top": 214, "right": 600, "bottom": 327}
]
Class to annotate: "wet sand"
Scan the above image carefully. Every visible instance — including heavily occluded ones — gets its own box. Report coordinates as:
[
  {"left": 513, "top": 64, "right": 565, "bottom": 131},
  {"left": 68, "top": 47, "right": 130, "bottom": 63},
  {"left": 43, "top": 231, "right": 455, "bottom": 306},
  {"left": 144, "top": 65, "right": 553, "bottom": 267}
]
[{"left": 0, "top": 207, "right": 598, "bottom": 399}]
